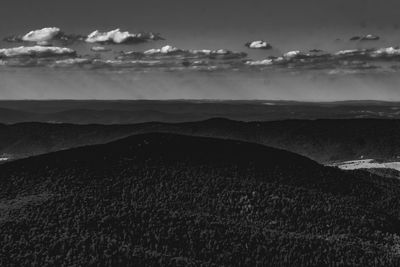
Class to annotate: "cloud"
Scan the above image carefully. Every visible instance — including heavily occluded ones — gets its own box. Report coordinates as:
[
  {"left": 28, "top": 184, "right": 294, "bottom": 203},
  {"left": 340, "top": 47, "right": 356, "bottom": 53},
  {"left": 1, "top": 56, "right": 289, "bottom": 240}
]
[
  {"left": 4, "top": 27, "right": 161, "bottom": 46},
  {"left": 245, "top": 50, "right": 332, "bottom": 68},
  {"left": 371, "top": 47, "right": 400, "bottom": 58},
  {"left": 244, "top": 47, "right": 400, "bottom": 73},
  {"left": 0, "top": 46, "right": 76, "bottom": 58},
  {"left": 245, "top": 59, "right": 274, "bottom": 66},
  {"left": 245, "top": 40, "right": 272, "bottom": 49},
  {"left": 85, "top": 29, "right": 163, "bottom": 44},
  {"left": 335, "top": 47, "right": 400, "bottom": 60},
  {"left": 53, "top": 58, "right": 93, "bottom": 67},
  {"left": 91, "top": 46, "right": 111, "bottom": 52},
  {"left": 143, "top": 45, "right": 182, "bottom": 55},
  {"left": 4, "top": 27, "right": 61, "bottom": 44},
  {"left": 122, "top": 45, "right": 247, "bottom": 60},
  {"left": 22, "top": 27, "right": 61, "bottom": 43},
  {"left": 0, "top": 46, "right": 77, "bottom": 67},
  {"left": 4, "top": 27, "right": 85, "bottom": 46},
  {"left": 349, "top": 34, "right": 380, "bottom": 41},
  {"left": 114, "top": 45, "right": 247, "bottom": 70},
  {"left": 361, "top": 34, "right": 380, "bottom": 41},
  {"left": 1, "top": 43, "right": 400, "bottom": 75},
  {"left": 56, "top": 45, "right": 247, "bottom": 71}
]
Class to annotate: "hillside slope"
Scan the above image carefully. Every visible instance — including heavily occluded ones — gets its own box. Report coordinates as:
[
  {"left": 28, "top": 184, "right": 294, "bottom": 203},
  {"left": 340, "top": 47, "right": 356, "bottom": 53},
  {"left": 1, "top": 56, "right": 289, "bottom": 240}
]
[
  {"left": 1, "top": 119, "right": 400, "bottom": 163},
  {"left": 1, "top": 133, "right": 400, "bottom": 266}
]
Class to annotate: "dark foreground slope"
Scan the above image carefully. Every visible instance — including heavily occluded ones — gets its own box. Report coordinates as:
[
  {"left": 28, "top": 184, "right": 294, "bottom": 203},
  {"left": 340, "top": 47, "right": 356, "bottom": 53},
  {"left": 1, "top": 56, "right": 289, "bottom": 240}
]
[
  {"left": 1, "top": 134, "right": 400, "bottom": 266},
  {"left": 2, "top": 119, "right": 400, "bottom": 163}
]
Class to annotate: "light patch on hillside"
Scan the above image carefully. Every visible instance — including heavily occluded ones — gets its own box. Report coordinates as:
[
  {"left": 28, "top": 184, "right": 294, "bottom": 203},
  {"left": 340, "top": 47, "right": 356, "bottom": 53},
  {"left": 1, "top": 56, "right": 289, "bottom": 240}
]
[{"left": 332, "top": 159, "right": 400, "bottom": 171}]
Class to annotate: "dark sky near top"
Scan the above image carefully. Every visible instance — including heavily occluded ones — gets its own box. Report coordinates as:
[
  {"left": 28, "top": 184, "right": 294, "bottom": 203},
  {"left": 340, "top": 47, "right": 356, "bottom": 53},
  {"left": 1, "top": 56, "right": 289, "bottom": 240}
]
[
  {"left": 2, "top": 0, "right": 400, "bottom": 100},
  {"left": 3, "top": 0, "right": 400, "bottom": 50}
]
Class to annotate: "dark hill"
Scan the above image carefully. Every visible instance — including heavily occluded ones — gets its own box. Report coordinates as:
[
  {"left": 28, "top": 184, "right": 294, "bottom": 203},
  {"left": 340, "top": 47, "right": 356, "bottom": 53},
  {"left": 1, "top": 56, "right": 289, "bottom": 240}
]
[
  {"left": 1, "top": 133, "right": 400, "bottom": 266},
  {"left": 1, "top": 119, "right": 400, "bottom": 163}
]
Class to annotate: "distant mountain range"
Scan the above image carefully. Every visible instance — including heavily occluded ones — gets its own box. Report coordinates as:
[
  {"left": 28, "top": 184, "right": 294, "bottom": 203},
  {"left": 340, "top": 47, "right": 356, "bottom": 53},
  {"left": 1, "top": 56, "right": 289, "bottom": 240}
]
[
  {"left": 0, "top": 100, "right": 399, "bottom": 124},
  {"left": 1, "top": 118, "right": 400, "bottom": 163},
  {"left": 1, "top": 133, "right": 400, "bottom": 266}
]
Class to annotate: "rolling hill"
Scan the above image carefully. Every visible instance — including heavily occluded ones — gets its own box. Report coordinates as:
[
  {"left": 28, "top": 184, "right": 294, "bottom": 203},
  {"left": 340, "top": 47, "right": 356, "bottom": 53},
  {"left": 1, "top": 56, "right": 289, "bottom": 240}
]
[
  {"left": 1, "top": 133, "right": 400, "bottom": 266},
  {"left": 1, "top": 119, "right": 400, "bottom": 163}
]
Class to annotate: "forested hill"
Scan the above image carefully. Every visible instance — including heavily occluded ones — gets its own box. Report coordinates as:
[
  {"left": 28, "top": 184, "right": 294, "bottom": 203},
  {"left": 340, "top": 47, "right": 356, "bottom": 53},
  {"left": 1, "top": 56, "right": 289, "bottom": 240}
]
[
  {"left": 1, "top": 118, "right": 400, "bottom": 163},
  {"left": 1, "top": 133, "right": 400, "bottom": 266}
]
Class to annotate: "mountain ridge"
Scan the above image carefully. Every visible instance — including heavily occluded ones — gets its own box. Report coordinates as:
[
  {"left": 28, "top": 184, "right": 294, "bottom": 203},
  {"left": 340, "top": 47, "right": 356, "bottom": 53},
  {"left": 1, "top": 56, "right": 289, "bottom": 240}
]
[{"left": 1, "top": 118, "right": 400, "bottom": 163}]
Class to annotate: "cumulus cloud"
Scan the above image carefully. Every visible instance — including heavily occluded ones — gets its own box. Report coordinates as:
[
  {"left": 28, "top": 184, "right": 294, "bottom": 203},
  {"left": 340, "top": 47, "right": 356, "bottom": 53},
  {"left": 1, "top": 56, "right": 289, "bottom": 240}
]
[
  {"left": 283, "top": 50, "right": 303, "bottom": 58},
  {"left": 4, "top": 27, "right": 160, "bottom": 46},
  {"left": 144, "top": 45, "right": 182, "bottom": 55},
  {"left": 102, "top": 46, "right": 244, "bottom": 71},
  {"left": 4, "top": 27, "right": 61, "bottom": 44},
  {"left": 4, "top": 27, "right": 85, "bottom": 45},
  {"left": 244, "top": 47, "right": 400, "bottom": 73},
  {"left": 116, "top": 46, "right": 247, "bottom": 67},
  {"left": 1, "top": 43, "right": 400, "bottom": 74},
  {"left": 370, "top": 47, "right": 400, "bottom": 58},
  {"left": 138, "top": 45, "right": 247, "bottom": 59},
  {"left": 245, "top": 59, "right": 274, "bottom": 66},
  {"left": 85, "top": 29, "right": 163, "bottom": 44},
  {"left": 0, "top": 46, "right": 76, "bottom": 58},
  {"left": 22, "top": 27, "right": 61, "bottom": 43},
  {"left": 64, "top": 45, "right": 245, "bottom": 71},
  {"left": 0, "top": 46, "right": 77, "bottom": 67},
  {"left": 335, "top": 47, "right": 400, "bottom": 61},
  {"left": 245, "top": 40, "right": 272, "bottom": 49}
]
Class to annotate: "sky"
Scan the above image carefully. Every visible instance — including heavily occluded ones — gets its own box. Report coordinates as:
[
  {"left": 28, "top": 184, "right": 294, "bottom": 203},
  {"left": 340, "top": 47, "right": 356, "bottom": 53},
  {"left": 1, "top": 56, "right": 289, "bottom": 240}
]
[
  {"left": 3, "top": 0, "right": 400, "bottom": 51},
  {"left": 2, "top": 0, "right": 400, "bottom": 100}
]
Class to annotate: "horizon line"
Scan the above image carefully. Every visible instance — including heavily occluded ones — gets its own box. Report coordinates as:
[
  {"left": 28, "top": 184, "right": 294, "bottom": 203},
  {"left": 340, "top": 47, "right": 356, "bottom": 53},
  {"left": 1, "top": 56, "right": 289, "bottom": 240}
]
[{"left": 0, "top": 99, "right": 399, "bottom": 103}]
